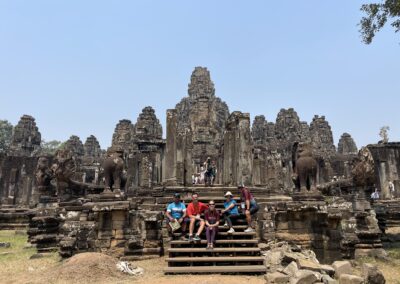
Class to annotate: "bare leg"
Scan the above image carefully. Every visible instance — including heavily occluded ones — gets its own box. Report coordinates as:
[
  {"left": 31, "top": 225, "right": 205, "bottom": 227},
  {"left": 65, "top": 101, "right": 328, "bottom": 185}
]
[
  {"left": 189, "top": 218, "right": 195, "bottom": 236},
  {"left": 245, "top": 210, "right": 252, "bottom": 227},
  {"left": 197, "top": 220, "right": 205, "bottom": 236}
]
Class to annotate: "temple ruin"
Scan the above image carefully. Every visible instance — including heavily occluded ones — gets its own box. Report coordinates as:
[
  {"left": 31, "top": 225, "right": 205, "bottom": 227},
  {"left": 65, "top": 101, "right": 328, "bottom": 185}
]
[{"left": 0, "top": 66, "right": 399, "bottom": 275}]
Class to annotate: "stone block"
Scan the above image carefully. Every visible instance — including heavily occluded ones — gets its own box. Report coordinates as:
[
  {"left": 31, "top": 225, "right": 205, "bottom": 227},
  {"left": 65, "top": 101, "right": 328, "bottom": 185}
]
[
  {"left": 338, "top": 274, "right": 364, "bottom": 284},
  {"left": 297, "top": 259, "right": 322, "bottom": 273},
  {"left": 332, "top": 261, "right": 352, "bottom": 278},
  {"left": 291, "top": 270, "right": 320, "bottom": 284},
  {"left": 322, "top": 275, "right": 338, "bottom": 284},
  {"left": 112, "top": 220, "right": 125, "bottom": 230},
  {"left": 110, "top": 239, "right": 125, "bottom": 248},
  {"left": 95, "top": 239, "right": 111, "bottom": 248},
  {"left": 112, "top": 211, "right": 126, "bottom": 221},
  {"left": 265, "top": 272, "right": 290, "bottom": 284},
  {"left": 361, "top": 263, "right": 385, "bottom": 284},
  {"left": 65, "top": 211, "right": 80, "bottom": 221},
  {"left": 114, "top": 229, "right": 125, "bottom": 239},
  {"left": 283, "top": 261, "right": 298, "bottom": 277}
]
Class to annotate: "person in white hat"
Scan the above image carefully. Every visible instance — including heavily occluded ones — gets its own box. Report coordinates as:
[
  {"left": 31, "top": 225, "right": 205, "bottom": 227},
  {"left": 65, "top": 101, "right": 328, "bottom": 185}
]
[{"left": 221, "top": 191, "right": 240, "bottom": 234}]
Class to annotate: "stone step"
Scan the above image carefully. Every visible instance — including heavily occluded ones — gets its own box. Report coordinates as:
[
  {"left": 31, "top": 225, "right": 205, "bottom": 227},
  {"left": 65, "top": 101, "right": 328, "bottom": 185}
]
[
  {"left": 164, "top": 265, "right": 266, "bottom": 274},
  {"left": 168, "top": 247, "right": 260, "bottom": 253},
  {"left": 170, "top": 239, "right": 259, "bottom": 246},
  {"left": 166, "top": 256, "right": 264, "bottom": 263}
]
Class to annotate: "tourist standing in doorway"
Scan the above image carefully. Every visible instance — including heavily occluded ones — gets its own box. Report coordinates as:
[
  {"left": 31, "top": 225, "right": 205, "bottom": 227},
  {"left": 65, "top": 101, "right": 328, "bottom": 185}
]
[
  {"left": 205, "top": 200, "right": 220, "bottom": 249},
  {"left": 239, "top": 185, "right": 259, "bottom": 233}
]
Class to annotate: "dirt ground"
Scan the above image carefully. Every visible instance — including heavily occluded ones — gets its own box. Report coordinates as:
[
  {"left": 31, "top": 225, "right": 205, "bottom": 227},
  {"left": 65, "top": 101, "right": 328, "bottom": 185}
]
[{"left": 1, "top": 230, "right": 400, "bottom": 284}]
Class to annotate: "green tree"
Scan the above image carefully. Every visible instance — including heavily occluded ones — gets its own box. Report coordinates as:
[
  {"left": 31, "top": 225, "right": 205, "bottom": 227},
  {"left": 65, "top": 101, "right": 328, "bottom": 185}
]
[
  {"left": 41, "top": 140, "right": 65, "bottom": 155},
  {"left": 0, "top": 120, "right": 13, "bottom": 153},
  {"left": 360, "top": 0, "right": 400, "bottom": 44}
]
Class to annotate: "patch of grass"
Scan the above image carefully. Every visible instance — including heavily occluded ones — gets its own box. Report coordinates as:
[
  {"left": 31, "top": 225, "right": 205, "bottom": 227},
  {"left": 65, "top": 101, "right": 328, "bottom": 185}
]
[
  {"left": 0, "top": 230, "right": 60, "bottom": 282},
  {"left": 387, "top": 247, "right": 400, "bottom": 260}
]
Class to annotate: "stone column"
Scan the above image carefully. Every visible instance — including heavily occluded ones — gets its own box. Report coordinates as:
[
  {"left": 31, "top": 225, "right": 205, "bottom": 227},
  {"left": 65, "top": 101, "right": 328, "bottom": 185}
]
[
  {"left": 222, "top": 112, "right": 253, "bottom": 186},
  {"left": 163, "top": 109, "right": 178, "bottom": 185}
]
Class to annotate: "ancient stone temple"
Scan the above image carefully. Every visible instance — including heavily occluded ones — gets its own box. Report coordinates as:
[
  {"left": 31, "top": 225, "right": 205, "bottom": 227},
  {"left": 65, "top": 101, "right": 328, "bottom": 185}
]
[
  {"left": 134, "top": 106, "right": 163, "bottom": 141},
  {"left": 125, "top": 106, "right": 165, "bottom": 190},
  {"left": 64, "top": 135, "right": 85, "bottom": 157},
  {"left": 2, "top": 66, "right": 400, "bottom": 278},
  {"left": 338, "top": 133, "right": 358, "bottom": 155},
  {"left": 164, "top": 67, "right": 229, "bottom": 185},
  {"left": 9, "top": 115, "right": 41, "bottom": 157},
  {"left": 84, "top": 135, "right": 102, "bottom": 159},
  {"left": 111, "top": 119, "right": 135, "bottom": 155}
]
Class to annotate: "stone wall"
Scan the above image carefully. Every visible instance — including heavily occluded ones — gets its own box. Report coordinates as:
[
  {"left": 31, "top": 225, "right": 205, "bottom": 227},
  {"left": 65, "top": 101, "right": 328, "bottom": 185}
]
[{"left": 368, "top": 143, "right": 400, "bottom": 199}]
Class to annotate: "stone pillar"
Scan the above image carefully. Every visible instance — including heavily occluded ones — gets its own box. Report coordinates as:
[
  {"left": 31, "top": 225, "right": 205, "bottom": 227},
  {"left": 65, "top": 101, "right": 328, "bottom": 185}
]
[
  {"left": 222, "top": 112, "right": 253, "bottom": 186},
  {"left": 163, "top": 109, "right": 177, "bottom": 185}
]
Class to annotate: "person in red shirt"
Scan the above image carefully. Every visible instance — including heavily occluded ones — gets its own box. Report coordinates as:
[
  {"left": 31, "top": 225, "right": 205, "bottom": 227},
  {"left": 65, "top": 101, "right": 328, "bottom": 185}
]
[{"left": 186, "top": 193, "right": 208, "bottom": 242}]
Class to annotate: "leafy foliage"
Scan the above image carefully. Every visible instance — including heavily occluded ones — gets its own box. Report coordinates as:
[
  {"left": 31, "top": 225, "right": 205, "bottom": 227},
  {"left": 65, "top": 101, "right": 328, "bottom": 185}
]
[
  {"left": 40, "top": 140, "right": 65, "bottom": 155},
  {"left": 0, "top": 120, "right": 13, "bottom": 153},
  {"left": 360, "top": 0, "right": 400, "bottom": 44}
]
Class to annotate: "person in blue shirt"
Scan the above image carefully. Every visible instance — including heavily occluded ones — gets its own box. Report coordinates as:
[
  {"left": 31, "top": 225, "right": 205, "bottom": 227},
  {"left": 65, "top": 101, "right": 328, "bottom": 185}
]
[
  {"left": 221, "top": 191, "right": 240, "bottom": 234},
  {"left": 166, "top": 193, "right": 187, "bottom": 234}
]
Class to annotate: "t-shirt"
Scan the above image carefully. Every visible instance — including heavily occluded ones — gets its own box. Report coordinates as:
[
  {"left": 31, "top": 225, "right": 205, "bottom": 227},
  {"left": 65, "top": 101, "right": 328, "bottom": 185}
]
[
  {"left": 187, "top": 202, "right": 208, "bottom": 217},
  {"left": 166, "top": 202, "right": 186, "bottom": 219},
  {"left": 224, "top": 200, "right": 239, "bottom": 215},
  {"left": 240, "top": 187, "right": 254, "bottom": 202},
  {"left": 205, "top": 209, "right": 220, "bottom": 225}
]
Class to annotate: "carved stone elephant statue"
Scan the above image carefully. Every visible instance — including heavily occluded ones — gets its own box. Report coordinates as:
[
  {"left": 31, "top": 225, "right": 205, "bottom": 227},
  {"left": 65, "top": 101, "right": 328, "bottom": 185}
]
[
  {"left": 102, "top": 150, "right": 125, "bottom": 193},
  {"left": 292, "top": 142, "right": 318, "bottom": 192}
]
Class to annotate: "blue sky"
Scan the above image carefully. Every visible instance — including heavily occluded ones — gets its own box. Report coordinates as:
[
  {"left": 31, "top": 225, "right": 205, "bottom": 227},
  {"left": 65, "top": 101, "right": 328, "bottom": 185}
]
[{"left": 0, "top": 1, "right": 399, "bottom": 149}]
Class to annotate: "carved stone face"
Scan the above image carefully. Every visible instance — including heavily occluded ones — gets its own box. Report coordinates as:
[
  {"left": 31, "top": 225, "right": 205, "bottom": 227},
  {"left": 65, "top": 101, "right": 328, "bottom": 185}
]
[
  {"left": 37, "top": 157, "right": 49, "bottom": 170},
  {"left": 297, "top": 143, "right": 313, "bottom": 158}
]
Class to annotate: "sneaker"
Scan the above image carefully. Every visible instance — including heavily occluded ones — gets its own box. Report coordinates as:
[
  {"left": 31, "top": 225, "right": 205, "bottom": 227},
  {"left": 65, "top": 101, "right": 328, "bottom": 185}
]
[
  {"left": 223, "top": 223, "right": 229, "bottom": 228},
  {"left": 227, "top": 228, "right": 235, "bottom": 234},
  {"left": 187, "top": 235, "right": 193, "bottom": 242},
  {"left": 193, "top": 235, "right": 201, "bottom": 241},
  {"left": 244, "top": 227, "right": 254, "bottom": 233}
]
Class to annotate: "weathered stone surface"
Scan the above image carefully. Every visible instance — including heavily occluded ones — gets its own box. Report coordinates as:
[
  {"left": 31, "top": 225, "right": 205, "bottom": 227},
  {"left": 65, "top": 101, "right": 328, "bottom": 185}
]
[
  {"left": 265, "top": 271, "right": 290, "bottom": 284},
  {"left": 291, "top": 270, "right": 320, "bottom": 284},
  {"left": 361, "top": 263, "right": 385, "bottom": 284},
  {"left": 338, "top": 133, "right": 358, "bottom": 155},
  {"left": 111, "top": 119, "right": 135, "bottom": 154},
  {"left": 134, "top": 106, "right": 162, "bottom": 141},
  {"left": 222, "top": 111, "right": 253, "bottom": 186},
  {"left": 322, "top": 275, "right": 338, "bottom": 284},
  {"left": 9, "top": 115, "right": 41, "bottom": 156},
  {"left": 64, "top": 135, "right": 84, "bottom": 157},
  {"left": 83, "top": 135, "right": 101, "bottom": 158},
  {"left": 339, "top": 274, "right": 364, "bottom": 284},
  {"left": 332, "top": 261, "right": 352, "bottom": 278},
  {"left": 310, "top": 115, "right": 336, "bottom": 157},
  {"left": 283, "top": 261, "right": 298, "bottom": 277}
]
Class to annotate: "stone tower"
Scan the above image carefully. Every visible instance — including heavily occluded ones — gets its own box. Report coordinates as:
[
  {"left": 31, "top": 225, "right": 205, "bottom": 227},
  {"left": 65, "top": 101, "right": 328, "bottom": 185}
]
[
  {"left": 338, "top": 133, "right": 358, "bottom": 155},
  {"left": 134, "top": 106, "right": 163, "bottom": 141},
  {"left": 164, "top": 67, "right": 230, "bottom": 185},
  {"left": 9, "top": 115, "right": 41, "bottom": 156}
]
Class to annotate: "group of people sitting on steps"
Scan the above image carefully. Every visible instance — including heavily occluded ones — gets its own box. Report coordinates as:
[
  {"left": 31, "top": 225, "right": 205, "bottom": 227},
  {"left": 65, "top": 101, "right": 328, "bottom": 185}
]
[{"left": 165, "top": 185, "right": 259, "bottom": 250}]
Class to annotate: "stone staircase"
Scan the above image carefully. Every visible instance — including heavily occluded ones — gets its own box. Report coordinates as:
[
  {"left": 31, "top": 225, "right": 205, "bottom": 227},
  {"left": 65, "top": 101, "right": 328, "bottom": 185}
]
[{"left": 163, "top": 186, "right": 266, "bottom": 274}]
